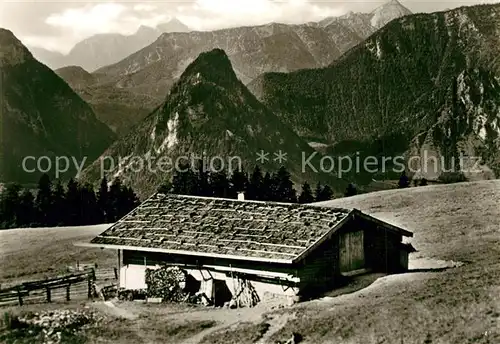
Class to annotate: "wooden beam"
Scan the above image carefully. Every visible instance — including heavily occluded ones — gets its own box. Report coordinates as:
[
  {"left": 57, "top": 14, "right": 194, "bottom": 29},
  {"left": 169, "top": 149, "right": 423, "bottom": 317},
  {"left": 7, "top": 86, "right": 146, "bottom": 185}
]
[
  {"left": 17, "top": 287, "right": 23, "bottom": 306},
  {"left": 74, "top": 242, "right": 295, "bottom": 264},
  {"left": 189, "top": 264, "right": 300, "bottom": 283},
  {"left": 353, "top": 210, "right": 413, "bottom": 237},
  {"left": 117, "top": 249, "right": 121, "bottom": 283}
]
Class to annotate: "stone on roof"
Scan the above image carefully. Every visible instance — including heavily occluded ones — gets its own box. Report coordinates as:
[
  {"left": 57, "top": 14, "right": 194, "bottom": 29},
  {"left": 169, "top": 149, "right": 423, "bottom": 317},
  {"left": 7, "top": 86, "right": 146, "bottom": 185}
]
[{"left": 90, "top": 193, "right": 353, "bottom": 262}]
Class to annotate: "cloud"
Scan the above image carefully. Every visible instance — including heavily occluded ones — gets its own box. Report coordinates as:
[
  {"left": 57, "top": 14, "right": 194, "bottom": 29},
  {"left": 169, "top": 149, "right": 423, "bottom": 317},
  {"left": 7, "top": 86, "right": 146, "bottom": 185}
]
[
  {"left": 46, "top": 3, "right": 128, "bottom": 35},
  {"left": 34, "top": 1, "right": 171, "bottom": 51},
  {"left": 195, "top": 0, "right": 275, "bottom": 16},
  {"left": 133, "top": 4, "right": 157, "bottom": 12},
  {"left": 179, "top": 0, "right": 346, "bottom": 30}
]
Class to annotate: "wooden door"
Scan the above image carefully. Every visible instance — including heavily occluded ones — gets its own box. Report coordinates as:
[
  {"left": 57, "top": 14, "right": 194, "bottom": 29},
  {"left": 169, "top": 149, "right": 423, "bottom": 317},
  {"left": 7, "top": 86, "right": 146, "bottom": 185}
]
[{"left": 339, "top": 231, "right": 365, "bottom": 273}]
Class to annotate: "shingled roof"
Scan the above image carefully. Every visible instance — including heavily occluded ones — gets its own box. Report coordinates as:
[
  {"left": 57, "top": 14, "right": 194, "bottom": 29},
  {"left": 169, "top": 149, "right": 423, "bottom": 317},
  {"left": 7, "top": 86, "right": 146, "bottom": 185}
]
[{"left": 86, "top": 193, "right": 412, "bottom": 264}]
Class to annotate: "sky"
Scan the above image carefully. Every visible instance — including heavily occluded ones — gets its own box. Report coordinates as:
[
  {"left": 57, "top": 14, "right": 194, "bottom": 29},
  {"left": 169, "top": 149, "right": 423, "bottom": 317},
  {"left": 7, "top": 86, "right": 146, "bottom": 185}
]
[{"left": 1, "top": 0, "right": 498, "bottom": 53}]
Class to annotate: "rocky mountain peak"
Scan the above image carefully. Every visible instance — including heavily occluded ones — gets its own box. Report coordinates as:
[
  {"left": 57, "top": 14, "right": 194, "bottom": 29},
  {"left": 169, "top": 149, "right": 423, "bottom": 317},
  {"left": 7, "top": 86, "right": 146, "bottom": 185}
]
[
  {"left": 57, "top": 65, "right": 88, "bottom": 74},
  {"left": 81, "top": 48, "right": 328, "bottom": 198},
  {"left": 0, "top": 28, "right": 32, "bottom": 66},
  {"left": 1, "top": 30, "right": 115, "bottom": 183},
  {"left": 179, "top": 48, "right": 238, "bottom": 87},
  {"left": 135, "top": 25, "right": 158, "bottom": 37},
  {"left": 370, "top": 0, "right": 412, "bottom": 28},
  {"left": 156, "top": 17, "right": 190, "bottom": 33},
  {"left": 342, "top": 10, "right": 355, "bottom": 18},
  {"left": 55, "top": 65, "right": 95, "bottom": 89}
]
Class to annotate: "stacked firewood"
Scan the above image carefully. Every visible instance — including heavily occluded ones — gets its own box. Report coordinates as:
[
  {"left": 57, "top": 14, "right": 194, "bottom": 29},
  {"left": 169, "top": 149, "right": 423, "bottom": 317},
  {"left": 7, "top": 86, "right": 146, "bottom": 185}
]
[
  {"left": 145, "top": 265, "right": 188, "bottom": 302},
  {"left": 233, "top": 278, "right": 260, "bottom": 308}
]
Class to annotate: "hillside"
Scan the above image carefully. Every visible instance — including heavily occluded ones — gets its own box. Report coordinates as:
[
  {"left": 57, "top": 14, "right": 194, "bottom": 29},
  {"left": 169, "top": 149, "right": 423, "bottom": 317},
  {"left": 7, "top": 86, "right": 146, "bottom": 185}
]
[
  {"left": 54, "top": 66, "right": 160, "bottom": 135},
  {"left": 55, "top": 65, "right": 97, "bottom": 89},
  {"left": 0, "top": 225, "right": 113, "bottom": 284},
  {"left": 0, "top": 29, "right": 116, "bottom": 183},
  {"left": 77, "top": 85, "right": 160, "bottom": 136},
  {"left": 265, "top": 180, "right": 500, "bottom": 343},
  {"left": 26, "top": 46, "right": 66, "bottom": 69},
  {"left": 81, "top": 49, "right": 340, "bottom": 198},
  {"left": 249, "top": 4, "right": 500, "bottom": 182}
]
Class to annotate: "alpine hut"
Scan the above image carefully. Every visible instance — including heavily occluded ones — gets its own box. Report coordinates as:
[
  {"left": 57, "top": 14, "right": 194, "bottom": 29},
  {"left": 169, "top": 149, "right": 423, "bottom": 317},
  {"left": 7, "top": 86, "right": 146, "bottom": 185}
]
[{"left": 79, "top": 193, "right": 414, "bottom": 306}]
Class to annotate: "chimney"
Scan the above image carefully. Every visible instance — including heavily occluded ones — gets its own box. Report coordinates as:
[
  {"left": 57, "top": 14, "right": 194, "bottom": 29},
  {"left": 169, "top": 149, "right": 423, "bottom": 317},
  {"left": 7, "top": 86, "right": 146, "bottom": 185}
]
[{"left": 237, "top": 192, "right": 245, "bottom": 201}]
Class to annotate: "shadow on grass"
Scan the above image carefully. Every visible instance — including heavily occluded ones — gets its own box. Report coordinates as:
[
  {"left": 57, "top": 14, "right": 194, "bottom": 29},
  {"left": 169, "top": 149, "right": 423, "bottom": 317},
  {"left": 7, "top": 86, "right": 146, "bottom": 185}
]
[
  {"left": 312, "top": 273, "right": 387, "bottom": 299},
  {"left": 315, "top": 263, "right": 463, "bottom": 300},
  {"left": 407, "top": 267, "right": 452, "bottom": 273}
]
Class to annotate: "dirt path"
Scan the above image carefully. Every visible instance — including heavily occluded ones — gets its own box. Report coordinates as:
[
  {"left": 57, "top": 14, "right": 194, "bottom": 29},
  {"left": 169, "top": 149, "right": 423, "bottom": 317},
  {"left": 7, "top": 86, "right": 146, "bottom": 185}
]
[
  {"left": 256, "top": 312, "right": 297, "bottom": 344},
  {"left": 179, "top": 320, "right": 241, "bottom": 344},
  {"left": 177, "top": 306, "right": 268, "bottom": 344},
  {"left": 91, "top": 300, "right": 139, "bottom": 320}
]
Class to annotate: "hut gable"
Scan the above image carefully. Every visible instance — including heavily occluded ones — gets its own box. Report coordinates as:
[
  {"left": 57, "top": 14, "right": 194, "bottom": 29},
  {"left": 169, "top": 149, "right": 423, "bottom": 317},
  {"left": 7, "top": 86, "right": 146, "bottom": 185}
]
[{"left": 90, "top": 193, "right": 354, "bottom": 263}]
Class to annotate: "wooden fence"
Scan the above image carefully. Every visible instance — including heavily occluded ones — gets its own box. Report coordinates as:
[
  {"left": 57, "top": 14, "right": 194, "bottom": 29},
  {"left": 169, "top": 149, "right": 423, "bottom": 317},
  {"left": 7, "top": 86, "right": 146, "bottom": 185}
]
[{"left": 0, "top": 265, "right": 118, "bottom": 307}]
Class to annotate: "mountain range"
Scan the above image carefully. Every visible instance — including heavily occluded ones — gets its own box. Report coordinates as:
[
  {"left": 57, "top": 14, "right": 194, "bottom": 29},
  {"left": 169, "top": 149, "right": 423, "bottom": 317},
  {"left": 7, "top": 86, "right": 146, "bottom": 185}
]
[
  {"left": 27, "top": 18, "right": 191, "bottom": 72},
  {"left": 80, "top": 49, "right": 339, "bottom": 197},
  {"left": 54, "top": 66, "right": 158, "bottom": 136},
  {"left": 50, "top": 0, "right": 412, "bottom": 135},
  {"left": 3, "top": 1, "right": 500, "bottom": 197},
  {"left": 249, "top": 3, "right": 500, "bottom": 181},
  {"left": 0, "top": 29, "right": 115, "bottom": 184},
  {"left": 89, "top": 0, "right": 412, "bottom": 93}
]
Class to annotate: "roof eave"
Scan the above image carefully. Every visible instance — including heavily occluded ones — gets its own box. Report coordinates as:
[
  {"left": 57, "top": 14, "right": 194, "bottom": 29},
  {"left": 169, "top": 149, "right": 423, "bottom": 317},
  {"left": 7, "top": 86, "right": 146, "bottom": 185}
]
[
  {"left": 74, "top": 242, "right": 295, "bottom": 265},
  {"left": 352, "top": 209, "right": 414, "bottom": 237}
]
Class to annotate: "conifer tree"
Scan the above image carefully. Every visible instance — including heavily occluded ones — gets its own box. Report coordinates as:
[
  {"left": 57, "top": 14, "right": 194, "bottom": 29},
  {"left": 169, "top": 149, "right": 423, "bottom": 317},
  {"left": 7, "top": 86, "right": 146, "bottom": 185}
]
[
  {"left": 97, "top": 177, "right": 109, "bottom": 223},
  {"left": 315, "top": 183, "right": 334, "bottom": 202},
  {"left": 319, "top": 184, "right": 334, "bottom": 201},
  {"left": 298, "top": 182, "right": 314, "bottom": 204},
  {"left": 0, "top": 183, "right": 22, "bottom": 228},
  {"left": 108, "top": 177, "right": 123, "bottom": 222},
  {"left": 344, "top": 183, "right": 358, "bottom": 197},
  {"left": 247, "top": 166, "right": 263, "bottom": 200},
  {"left": 211, "top": 170, "right": 230, "bottom": 198},
  {"left": 314, "top": 182, "right": 323, "bottom": 202},
  {"left": 262, "top": 172, "right": 274, "bottom": 201},
  {"left": 35, "top": 174, "right": 53, "bottom": 226},
  {"left": 65, "top": 178, "right": 80, "bottom": 226},
  {"left": 158, "top": 181, "right": 172, "bottom": 194},
  {"left": 230, "top": 170, "right": 248, "bottom": 198},
  {"left": 398, "top": 171, "right": 410, "bottom": 188},
  {"left": 122, "top": 186, "right": 140, "bottom": 215},
  {"left": 78, "top": 183, "right": 99, "bottom": 225},
  {"left": 51, "top": 180, "right": 66, "bottom": 226},
  {"left": 106, "top": 178, "right": 139, "bottom": 221},
  {"left": 274, "top": 166, "right": 296, "bottom": 203},
  {"left": 18, "top": 189, "right": 35, "bottom": 227},
  {"left": 172, "top": 163, "right": 198, "bottom": 195},
  {"left": 194, "top": 161, "right": 211, "bottom": 197}
]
